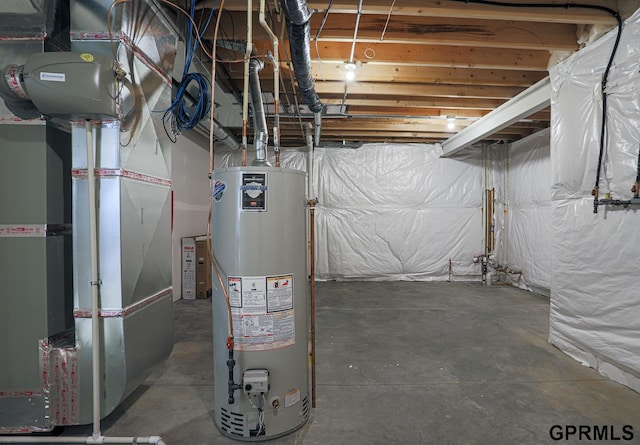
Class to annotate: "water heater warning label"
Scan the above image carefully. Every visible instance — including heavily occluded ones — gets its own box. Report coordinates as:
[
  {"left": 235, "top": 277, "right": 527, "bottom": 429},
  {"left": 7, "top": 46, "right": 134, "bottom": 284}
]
[
  {"left": 228, "top": 274, "right": 295, "bottom": 351},
  {"left": 241, "top": 173, "right": 267, "bottom": 211}
]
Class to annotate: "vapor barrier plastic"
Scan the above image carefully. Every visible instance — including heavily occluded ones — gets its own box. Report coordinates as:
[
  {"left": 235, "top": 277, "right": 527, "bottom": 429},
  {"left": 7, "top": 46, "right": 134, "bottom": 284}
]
[
  {"left": 215, "top": 143, "right": 484, "bottom": 281},
  {"left": 506, "top": 129, "right": 552, "bottom": 291},
  {"left": 313, "top": 143, "right": 482, "bottom": 280},
  {"left": 548, "top": 7, "right": 640, "bottom": 392}
]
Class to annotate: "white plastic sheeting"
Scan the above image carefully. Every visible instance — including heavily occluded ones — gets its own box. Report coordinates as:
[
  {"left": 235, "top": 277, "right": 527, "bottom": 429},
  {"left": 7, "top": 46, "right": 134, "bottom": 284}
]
[
  {"left": 505, "top": 129, "right": 553, "bottom": 292},
  {"left": 215, "top": 143, "right": 484, "bottom": 280},
  {"left": 313, "top": 143, "right": 483, "bottom": 280},
  {"left": 548, "top": 7, "right": 640, "bottom": 392}
]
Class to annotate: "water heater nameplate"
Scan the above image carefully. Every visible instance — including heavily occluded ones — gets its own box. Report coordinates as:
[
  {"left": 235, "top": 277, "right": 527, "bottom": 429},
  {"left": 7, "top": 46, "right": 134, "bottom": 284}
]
[
  {"left": 227, "top": 275, "right": 295, "bottom": 351},
  {"left": 240, "top": 173, "right": 267, "bottom": 211}
]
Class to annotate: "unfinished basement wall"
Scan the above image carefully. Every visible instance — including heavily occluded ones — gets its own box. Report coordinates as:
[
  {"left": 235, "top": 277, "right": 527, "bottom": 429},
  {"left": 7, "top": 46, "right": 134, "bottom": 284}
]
[
  {"left": 498, "top": 129, "right": 553, "bottom": 294},
  {"left": 548, "top": 7, "right": 640, "bottom": 391},
  {"left": 313, "top": 144, "right": 483, "bottom": 280},
  {"left": 216, "top": 143, "right": 484, "bottom": 280}
]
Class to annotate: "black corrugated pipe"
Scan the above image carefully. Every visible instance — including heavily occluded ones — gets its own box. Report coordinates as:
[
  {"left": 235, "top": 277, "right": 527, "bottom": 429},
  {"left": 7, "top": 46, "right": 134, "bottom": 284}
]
[
  {"left": 279, "top": 0, "right": 323, "bottom": 144},
  {"left": 249, "top": 58, "right": 270, "bottom": 165},
  {"left": 285, "top": 19, "right": 322, "bottom": 113}
]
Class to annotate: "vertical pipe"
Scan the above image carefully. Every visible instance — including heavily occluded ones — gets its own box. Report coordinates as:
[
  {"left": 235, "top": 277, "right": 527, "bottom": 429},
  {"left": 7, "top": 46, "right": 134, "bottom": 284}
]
[
  {"left": 348, "top": 0, "right": 364, "bottom": 64},
  {"left": 259, "top": 0, "right": 280, "bottom": 166},
  {"left": 486, "top": 188, "right": 495, "bottom": 254},
  {"left": 503, "top": 147, "right": 509, "bottom": 268},
  {"left": 85, "top": 119, "right": 101, "bottom": 439},
  {"left": 308, "top": 198, "right": 316, "bottom": 409},
  {"left": 242, "top": 0, "right": 253, "bottom": 167},
  {"left": 249, "top": 59, "right": 270, "bottom": 166}
]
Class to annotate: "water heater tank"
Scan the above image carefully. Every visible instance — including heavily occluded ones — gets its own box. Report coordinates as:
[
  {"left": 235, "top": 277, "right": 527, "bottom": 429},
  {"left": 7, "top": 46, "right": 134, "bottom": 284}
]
[{"left": 211, "top": 167, "right": 310, "bottom": 441}]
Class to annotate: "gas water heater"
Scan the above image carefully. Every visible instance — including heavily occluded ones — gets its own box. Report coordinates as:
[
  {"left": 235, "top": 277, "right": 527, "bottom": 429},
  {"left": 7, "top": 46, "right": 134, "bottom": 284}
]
[{"left": 211, "top": 166, "right": 310, "bottom": 440}]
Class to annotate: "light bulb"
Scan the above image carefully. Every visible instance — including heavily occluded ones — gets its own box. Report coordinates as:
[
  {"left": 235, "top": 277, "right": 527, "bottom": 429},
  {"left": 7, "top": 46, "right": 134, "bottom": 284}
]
[
  {"left": 446, "top": 116, "right": 455, "bottom": 130},
  {"left": 345, "top": 70, "right": 356, "bottom": 81}
]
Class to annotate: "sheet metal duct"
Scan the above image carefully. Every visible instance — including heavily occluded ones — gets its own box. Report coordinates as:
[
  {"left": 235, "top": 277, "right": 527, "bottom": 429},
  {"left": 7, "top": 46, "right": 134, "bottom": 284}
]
[
  {"left": 0, "top": 0, "right": 175, "bottom": 433},
  {"left": 0, "top": 52, "right": 119, "bottom": 120},
  {"left": 210, "top": 118, "right": 241, "bottom": 150},
  {"left": 0, "top": 0, "right": 74, "bottom": 433},
  {"left": 69, "top": 0, "right": 175, "bottom": 425},
  {"left": 249, "top": 58, "right": 270, "bottom": 165}
]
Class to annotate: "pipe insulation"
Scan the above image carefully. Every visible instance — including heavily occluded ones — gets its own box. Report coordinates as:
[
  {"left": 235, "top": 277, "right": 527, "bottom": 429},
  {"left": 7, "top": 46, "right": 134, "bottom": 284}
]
[
  {"left": 279, "top": 0, "right": 323, "bottom": 145},
  {"left": 283, "top": 17, "right": 322, "bottom": 114},
  {"left": 249, "top": 58, "right": 270, "bottom": 165}
]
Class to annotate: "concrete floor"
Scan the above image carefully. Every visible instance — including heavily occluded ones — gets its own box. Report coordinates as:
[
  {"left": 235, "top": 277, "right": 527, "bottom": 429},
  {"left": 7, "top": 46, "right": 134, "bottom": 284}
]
[{"left": 58, "top": 281, "right": 640, "bottom": 444}]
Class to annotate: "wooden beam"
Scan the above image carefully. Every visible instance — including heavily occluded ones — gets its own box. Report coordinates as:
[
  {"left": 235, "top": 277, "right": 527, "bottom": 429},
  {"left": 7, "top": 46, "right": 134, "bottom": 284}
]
[
  {"left": 317, "top": 64, "right": 546, "bottom": 86},
  {"left": 229, "top": 63, "right": 548, "bottom": 87},
  {"left": 321, "top": 97, "right": 505, "bottom": 111},
  {"left": 209, "top": 12, "right": 581, "bottom": 51},
  {"left": 343, "top": 106, "right": 490, "bottom": 118},
  {"left": 314, "top": 81, "right": 525, "bottom": 99},
  {"left": 295, "top": 128, "right": 532, "bottom": 139},
  {"left": 250, "top": 40, "right": 551, "bottom": 71},
  {"left": 203, "top": 0, "right": 617, "bottom": 25},
  {"left": 311, "top": 14, "right": 580, "bottom": 51}
]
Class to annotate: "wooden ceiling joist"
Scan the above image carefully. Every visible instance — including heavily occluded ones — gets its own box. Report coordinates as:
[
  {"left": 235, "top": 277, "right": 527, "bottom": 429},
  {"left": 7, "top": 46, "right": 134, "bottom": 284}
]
[
  {"left": 205, "top": 0, "right": 617, "bottom": 26},
  {"left": 248, "top": 41, "right": 551, "bottom": 71},
  {"left": 189, "top": 0, "right": 626, "bottom": 146},
  {"left": 314, "top": 81, "right": 526, "bottom": 99},
  {"left": 211, "top": 12, "right": 581, "bottom": 51}
]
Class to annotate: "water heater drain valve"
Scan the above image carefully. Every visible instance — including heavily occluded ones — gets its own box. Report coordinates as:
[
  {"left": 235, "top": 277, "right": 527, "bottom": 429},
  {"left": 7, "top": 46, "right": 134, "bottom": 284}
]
[{"left": 243, "top": 369, "right": 270, "bottom": 396}]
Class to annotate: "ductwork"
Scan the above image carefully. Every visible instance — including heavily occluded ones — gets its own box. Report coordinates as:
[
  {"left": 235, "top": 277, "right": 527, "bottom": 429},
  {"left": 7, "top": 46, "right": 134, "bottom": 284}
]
[
  {"left": 281, "top": 13, "right": 322, "bottom": 113},
  {"left": 249, "top": 58, "right": 270, "bottom": 166},
  {"left": 0, "top": 64, "right": 40, "bottom": 119},
  {"left": 211, "top": 118, "right": 241, "bottom": 150},
  {"left": 279, "top": 0, "right": 323, "bottom": 144}
]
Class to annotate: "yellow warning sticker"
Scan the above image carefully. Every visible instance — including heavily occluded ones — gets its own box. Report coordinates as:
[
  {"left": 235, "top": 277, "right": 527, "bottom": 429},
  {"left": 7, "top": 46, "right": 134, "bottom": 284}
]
[{"left": 80, "top": 53, "right": 94, "bottom": 62}]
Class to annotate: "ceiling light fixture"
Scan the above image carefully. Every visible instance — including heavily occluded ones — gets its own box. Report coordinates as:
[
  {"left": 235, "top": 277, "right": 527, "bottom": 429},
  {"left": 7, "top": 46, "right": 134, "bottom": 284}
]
[
  {"left": 345, "top": 69, "right": 356, "bottom": 81},
  {"left": 344, "top": 61, "right": 357, "bottom": 81},
  {"left": 447, "top": 116, "right": 456, "bottom": 130}
]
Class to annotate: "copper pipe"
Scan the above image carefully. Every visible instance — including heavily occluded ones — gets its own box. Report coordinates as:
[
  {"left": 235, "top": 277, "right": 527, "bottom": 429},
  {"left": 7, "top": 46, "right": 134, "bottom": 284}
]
[{"left": 485, "top": 188, "right": 495, "bottom": 255}]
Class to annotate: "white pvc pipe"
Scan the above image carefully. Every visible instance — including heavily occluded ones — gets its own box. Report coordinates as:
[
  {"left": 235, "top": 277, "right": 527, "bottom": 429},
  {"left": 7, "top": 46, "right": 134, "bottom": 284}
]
[
  {"left": 0, "top": 436, "right": 166, "bottom": 444},
  {"left": 242, "top": 0, "right": 253, "bottom": 151},
  {"left": 348, "top": 0, "right": 364, "bottom": 64},
  {"left": 259, "top": 0, "right": 279, "bottom": 156},
  {"left": 85, "top": 120, "right": 101, "bottom": 440}
]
